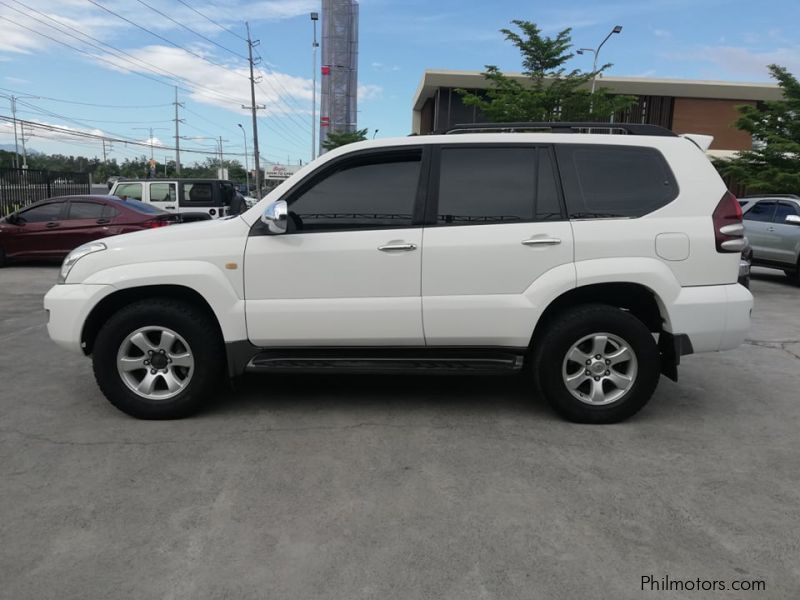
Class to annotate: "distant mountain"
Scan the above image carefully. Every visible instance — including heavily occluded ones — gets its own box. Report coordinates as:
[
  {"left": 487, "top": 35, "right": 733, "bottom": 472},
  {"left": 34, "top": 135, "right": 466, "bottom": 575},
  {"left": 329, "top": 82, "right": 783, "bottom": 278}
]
[{"left": 0, "top": 144, "right": 42, "bottom": 155}]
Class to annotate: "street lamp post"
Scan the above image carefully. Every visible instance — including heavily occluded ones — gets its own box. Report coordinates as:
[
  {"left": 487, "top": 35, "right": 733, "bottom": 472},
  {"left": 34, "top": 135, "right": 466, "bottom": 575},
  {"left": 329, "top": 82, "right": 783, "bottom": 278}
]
[
  {"left": 311, "top": 12, "right": 319, "bottom": 161},
  {"left": 238, "top": 123, "right": 251, "bottom": 194},
  {"left": 577, "top": 25, "right": 622, "bottom": 95}
]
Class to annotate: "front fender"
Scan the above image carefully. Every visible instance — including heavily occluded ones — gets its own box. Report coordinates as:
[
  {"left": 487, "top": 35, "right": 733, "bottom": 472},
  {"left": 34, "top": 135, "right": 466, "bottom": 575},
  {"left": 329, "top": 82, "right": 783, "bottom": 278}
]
[{"left": 82, "top": 261, "right": 247, "bottom": 342}]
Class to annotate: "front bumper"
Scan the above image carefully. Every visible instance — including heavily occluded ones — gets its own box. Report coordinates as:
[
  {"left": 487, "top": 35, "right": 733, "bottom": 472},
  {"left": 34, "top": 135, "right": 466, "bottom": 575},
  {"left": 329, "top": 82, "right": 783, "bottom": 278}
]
[{"left": 44, "top": 283, "right": 114, "bottom": 354}]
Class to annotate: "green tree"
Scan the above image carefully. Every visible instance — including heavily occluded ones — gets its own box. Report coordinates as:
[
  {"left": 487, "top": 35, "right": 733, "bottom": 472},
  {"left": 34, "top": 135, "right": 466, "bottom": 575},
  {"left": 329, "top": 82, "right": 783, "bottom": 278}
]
[
  {"left": 456, "top": 20, "right": 635, "bottom": 123},
  {"left": 715, "top": 64, "right": 800, "bottom": 194},
  {"left": 322, "top": 128, "right": 368, "bottom": 151}
]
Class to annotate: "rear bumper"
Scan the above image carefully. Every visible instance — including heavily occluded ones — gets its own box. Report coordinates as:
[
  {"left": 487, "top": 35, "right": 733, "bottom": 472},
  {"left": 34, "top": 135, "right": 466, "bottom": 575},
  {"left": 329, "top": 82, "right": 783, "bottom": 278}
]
[
  {"left": 665, "top": 283, "right": 753, "bottom": 353},
  {"left": 43, "top": 283, "right": 114, "bottom": 354}
]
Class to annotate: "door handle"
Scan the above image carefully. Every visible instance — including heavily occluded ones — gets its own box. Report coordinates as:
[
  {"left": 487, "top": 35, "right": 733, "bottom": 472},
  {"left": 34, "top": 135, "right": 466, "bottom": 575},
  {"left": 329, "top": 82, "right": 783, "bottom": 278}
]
[
  {"left": 96, "top": 218, "right": 110, "bottom": 225},
  {"left": 378, "top": 243, "right": 417, "bottom": 252},
  {"left": 45, "top": 222, "right": 59, "bottom": 229},
  {"left": 521, "top": 237, "right": 561, "bottom": 246},
  {"left": 165, "top": 205, "right": 175, "bottom": 209},
  {"left": 766, "top": 226, "right": 776, "bottom": 232}
]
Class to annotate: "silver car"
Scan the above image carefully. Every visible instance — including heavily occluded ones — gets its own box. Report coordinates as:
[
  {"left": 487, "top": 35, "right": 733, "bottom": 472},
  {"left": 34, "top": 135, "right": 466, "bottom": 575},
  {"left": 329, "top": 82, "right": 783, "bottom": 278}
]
[{"left": 741, "top": 195, "right": 800, "bottom": 284}]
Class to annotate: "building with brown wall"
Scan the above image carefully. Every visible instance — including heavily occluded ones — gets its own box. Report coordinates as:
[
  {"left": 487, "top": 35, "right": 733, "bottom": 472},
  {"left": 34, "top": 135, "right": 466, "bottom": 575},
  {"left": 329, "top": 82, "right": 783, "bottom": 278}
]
[{"left": 412, "top": 70, "right": 783, "bottom": 155}]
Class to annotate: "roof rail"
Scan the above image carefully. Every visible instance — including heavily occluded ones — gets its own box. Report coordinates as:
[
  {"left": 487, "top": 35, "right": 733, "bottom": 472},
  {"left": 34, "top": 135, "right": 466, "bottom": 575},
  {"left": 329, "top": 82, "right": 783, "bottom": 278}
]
[
  {"left": 441, "top": 122, "right": 678, "bottom": 137},
  {"left": 739, "top": 194, "right": 800, "bottom": 200}
]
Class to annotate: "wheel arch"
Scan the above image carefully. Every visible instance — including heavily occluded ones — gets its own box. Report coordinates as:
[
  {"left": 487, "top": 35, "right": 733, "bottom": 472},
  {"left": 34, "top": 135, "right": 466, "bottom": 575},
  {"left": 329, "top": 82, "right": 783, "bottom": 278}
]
[
  {"left": 530, "top": 282, "right": 667, "bottom": 346},
  {"left": 81, "top": 285, "right": 224, "bottom": 356}
]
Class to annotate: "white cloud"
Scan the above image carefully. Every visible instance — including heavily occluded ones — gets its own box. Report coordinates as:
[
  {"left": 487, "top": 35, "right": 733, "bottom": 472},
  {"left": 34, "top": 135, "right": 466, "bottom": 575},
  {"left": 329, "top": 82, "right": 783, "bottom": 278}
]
[
  {"left": 666, "top": 45, "right": 800, "bottom": 80},
  {"left": 94, "top": 45, "right": 312, "bottom": 116},
  {"left": 358, "top": 83, "right": 383, "bottom": 102},
  {"left": 4, "top": 76, "right": 30, "bottom": 84},
  {"left": 652, "top": 29, "right": 671, "bottom": 38},
  {"left": 0, "top": 0, "right": 317, "bottom": 54}
]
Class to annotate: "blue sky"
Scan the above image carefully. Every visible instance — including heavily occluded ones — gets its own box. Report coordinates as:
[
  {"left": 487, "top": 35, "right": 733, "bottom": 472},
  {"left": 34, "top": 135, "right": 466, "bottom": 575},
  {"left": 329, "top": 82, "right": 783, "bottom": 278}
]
[{"left": 1, "top": 0, "right": 798, "bottom": 167}]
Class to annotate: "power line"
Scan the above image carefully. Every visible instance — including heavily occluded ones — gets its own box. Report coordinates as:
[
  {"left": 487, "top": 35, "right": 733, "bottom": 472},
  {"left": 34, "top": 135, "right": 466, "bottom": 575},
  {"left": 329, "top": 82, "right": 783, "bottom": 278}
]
[
  {"left": 0, "top": 116, "right": 249, "bottom": 157},
  {"left": 172, "top": 0, "right": 247, "bottom": 42},
  {"left": 3, "top": 2, "right": 250, "bottom": 106},
  {"left": 85, "top": 0, "right": 250, "bottom": 81},
  {"left": 0, "top": 85, "right": 169, "bottom": 109},
  {"left": 134, "top": 0, "right": 248, "bottom": 61}
]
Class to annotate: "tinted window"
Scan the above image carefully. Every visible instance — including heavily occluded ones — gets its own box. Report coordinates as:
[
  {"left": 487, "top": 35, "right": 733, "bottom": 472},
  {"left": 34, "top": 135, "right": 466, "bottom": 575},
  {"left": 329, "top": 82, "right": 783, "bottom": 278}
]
[
  {"left": 557, "top": 144, "right": 678, "bottom": 218},
  {"left": 288, "top": 152, "right": 421, "bottom": 232},
  {"left": 744, "top": 201, "right": 776, "bottom": 222},
  {"left": 101, "top": 205, "right": 119, "bottom": 219},
  {"left": 774, "top": 202, "right": 800, "bottom": 222},
  {"left": 183, "top": 183, "right": 214, "bottom": 205},
  {"left": 149, "top": 182, "right": 176, "bottom": 203},
  {"left": 537, "top": 149, "right": 563, "bottom": 221},
  {"left": 19, "top": 203, "right": 63, "bottom": 223},
  {"left": 437, "top": 147, "right": 537, "bottom": 225},
  {"left": 115, "top": 183, "right": 142, "bottom": 201},
  {"left": 67, "top": 201, "right": 104, "bottom": 220}
]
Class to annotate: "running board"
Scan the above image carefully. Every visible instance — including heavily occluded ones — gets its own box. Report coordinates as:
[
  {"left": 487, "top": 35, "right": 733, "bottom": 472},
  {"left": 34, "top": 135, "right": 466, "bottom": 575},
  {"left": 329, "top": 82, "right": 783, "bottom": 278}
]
[{"left": 245, "top": 348, "right": 526, "bottom": 375}]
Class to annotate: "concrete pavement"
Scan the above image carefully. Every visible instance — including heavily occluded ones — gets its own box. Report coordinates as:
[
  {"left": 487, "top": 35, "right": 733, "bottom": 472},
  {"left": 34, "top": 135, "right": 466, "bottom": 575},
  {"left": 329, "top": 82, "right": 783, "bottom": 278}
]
[{"left": 1, "top": 267, "right": 799, "bottom": 599}]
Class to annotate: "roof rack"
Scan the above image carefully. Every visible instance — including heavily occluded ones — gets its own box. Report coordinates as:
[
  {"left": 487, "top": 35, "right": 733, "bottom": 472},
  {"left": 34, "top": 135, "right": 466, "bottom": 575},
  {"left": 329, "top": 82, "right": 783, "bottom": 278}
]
[{"left": 441, "top": 122, "right": 677, "bottom": 137}]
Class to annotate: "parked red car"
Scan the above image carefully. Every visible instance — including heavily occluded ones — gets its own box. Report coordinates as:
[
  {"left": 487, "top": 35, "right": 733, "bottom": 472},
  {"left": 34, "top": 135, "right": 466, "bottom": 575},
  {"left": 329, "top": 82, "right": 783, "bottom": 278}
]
[{"left": 0, "top": 195, "right": 177, "bottom": 266}]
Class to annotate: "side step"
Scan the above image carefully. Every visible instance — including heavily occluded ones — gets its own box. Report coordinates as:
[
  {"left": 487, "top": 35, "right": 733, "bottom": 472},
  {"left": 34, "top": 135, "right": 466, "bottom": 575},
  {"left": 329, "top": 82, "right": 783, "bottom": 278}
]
[{"left": 245, "top": 348, "right": 526, "bottom": 375}]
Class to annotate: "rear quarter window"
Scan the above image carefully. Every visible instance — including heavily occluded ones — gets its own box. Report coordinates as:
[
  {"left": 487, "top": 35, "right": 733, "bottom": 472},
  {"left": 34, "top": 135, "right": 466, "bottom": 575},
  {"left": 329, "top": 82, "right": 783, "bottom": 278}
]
[{"left": 556, "top": 144, "right": 679, "bottom": 218}]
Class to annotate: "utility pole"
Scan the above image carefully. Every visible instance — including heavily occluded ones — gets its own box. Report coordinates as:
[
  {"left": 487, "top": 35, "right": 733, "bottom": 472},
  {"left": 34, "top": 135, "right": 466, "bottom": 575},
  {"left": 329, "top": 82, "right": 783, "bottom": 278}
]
[
  {"left": 101, "top": 139, "right": 107, "bottom": 163},
  {"left": 238, "top": 123, "right": 250, "bottom": 193},
  {"left": 9, "top": 96, "right": 19, "bottom": 169},
  {"left": 173, "top": 87, "right": 185, "bottom": 176},
  {"left": 311, "top": 12, "right": 319, "bottom": 161},
  {"left": 244, "top": 22, "right": 265, "bottom": 199},
  {"left": 134, "top": 127, "right": 167, "bottom": 160},
  {"left": 217, "top": 136, "right": 230, "bottom": 178},
  {"left": 20, "top": 120, "right": 28, "bottom": 169}
]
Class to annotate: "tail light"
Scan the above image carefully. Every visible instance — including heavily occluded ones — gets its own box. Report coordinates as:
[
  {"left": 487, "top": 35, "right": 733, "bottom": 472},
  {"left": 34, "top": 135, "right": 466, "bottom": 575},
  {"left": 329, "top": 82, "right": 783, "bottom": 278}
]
[
  {"left": 144, "top": 218, "right": 171, "bottom": 229},
  {"left": 712, "top": 191, "right": 745, "bottom": 253}
]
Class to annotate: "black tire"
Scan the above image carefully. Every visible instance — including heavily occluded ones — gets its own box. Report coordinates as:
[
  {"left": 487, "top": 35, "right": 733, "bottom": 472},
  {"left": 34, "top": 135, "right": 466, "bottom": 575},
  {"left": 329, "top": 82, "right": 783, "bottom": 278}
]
[
  {"left": 0, "top": 247, "right": 5, "bottom": 268},
  {"left": 92, "top": 298, "right": 224, "bottom": 419},
  {"left": 532, "top": 304, "right": 661, "bottom": 424},
  {"left": 785, "top": 264, "right": 800, "bottom": 286}
]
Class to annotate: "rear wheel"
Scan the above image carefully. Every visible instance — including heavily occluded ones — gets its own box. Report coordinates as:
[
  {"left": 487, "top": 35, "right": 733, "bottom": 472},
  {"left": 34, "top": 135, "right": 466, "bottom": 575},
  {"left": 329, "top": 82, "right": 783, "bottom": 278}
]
[
  {"left": 92, "top": 298, "right": 224, "bottom": 419},
  {"left": 0, "top": 247, "right": 5, "bottom": 267},
  {"left": 533, "top": 304, "right": 661, "bottom": 423}
]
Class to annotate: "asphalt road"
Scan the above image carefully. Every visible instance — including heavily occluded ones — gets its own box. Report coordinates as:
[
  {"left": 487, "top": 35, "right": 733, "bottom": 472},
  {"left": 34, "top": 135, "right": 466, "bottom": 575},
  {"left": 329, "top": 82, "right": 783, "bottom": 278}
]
[{"left": 1, "top": 266, "right": 799, "bottom": 599}]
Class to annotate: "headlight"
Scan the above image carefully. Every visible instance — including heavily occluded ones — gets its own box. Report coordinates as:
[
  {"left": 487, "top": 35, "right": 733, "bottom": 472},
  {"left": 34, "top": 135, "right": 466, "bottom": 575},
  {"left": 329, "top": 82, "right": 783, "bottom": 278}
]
[{"left": 58, "top": 242, "right": 107, "bottom": 283}]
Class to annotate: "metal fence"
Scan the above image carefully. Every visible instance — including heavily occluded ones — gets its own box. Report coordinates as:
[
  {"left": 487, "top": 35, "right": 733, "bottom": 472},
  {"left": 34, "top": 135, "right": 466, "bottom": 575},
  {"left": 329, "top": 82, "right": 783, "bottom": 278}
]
[{"left": 0, "top": 168, "right": 90, "bottom": 217}]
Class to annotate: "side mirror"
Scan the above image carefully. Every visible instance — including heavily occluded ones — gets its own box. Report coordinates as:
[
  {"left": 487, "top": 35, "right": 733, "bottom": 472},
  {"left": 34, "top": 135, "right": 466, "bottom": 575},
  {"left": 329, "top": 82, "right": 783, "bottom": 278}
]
[
  {"left": 5, "top": 213, "right": 21, "bottom": 225},
  {"left": 785, "top": 215, "right": 800, "bottom": 226},
  {"left": 261, "top": 199, "right": 288, "bottom": 234}
]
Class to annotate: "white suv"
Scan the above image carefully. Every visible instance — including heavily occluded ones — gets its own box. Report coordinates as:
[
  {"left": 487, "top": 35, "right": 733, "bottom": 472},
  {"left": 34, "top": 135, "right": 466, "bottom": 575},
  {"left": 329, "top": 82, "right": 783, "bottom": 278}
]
[{"left": 44, "top": 123, "right": 753, "bottom": 423}]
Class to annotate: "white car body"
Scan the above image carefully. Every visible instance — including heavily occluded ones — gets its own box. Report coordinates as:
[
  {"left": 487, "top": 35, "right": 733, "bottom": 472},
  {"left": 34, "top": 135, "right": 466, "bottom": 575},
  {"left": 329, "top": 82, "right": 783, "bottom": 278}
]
[{"left": 44, "top": 129, "right": 753, "bottom": 421}]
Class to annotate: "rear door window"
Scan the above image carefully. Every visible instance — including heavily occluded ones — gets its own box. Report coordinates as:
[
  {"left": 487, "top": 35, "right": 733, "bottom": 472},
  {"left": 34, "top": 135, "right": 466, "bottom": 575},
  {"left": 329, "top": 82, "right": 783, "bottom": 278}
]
[
  {"left": 182, "top": 183, "right": 215, "bottom": 206},
  {"left": 556, "top": 144, "right": 678, "bottom": 218},
  {"left": 744, "top": 201, "right": 776, "bottom": 222},
  {"left": 66, "top": 201, "right": 105, "bottom": 220},
  {"left": 435, "top": 146, "right": 562, "bottom": 225},
  {"left": 149, "top": 183, "right": 176, "bottom": 203}
]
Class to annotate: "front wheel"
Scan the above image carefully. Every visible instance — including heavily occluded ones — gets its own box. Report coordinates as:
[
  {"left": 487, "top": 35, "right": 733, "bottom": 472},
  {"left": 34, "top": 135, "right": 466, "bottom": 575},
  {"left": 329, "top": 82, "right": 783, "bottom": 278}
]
[
  {"left": 92, "top": 299, "right": 224, "bottom": 419},
  {"left": 533, "top": 304, "right": 661, "bottom": 423}
]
